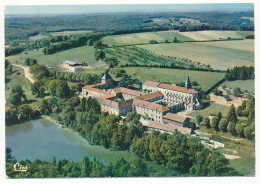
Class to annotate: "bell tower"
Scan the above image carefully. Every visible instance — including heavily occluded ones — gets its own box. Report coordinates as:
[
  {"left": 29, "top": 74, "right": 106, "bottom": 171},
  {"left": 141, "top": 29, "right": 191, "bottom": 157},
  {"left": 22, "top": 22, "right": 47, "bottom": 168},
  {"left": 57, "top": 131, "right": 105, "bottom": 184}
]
[{"left": 185, "top": 76, "right": 191, "bottom": 89}]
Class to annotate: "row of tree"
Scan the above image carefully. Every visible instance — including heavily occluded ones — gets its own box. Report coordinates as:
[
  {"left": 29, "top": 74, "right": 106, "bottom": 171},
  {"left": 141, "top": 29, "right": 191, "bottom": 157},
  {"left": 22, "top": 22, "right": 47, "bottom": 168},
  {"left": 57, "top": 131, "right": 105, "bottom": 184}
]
[
  {"left": 6, "top": 150, "right": 154, "bottom": 178},
  {"left": 197, "top": 96, "right": 255, "bottom": 140},
  {"left": 225, "top": 66, "right": 254, "bottom": 81},
  {"left": 43, "top": 34, "right": 103, "bottom": 55}
]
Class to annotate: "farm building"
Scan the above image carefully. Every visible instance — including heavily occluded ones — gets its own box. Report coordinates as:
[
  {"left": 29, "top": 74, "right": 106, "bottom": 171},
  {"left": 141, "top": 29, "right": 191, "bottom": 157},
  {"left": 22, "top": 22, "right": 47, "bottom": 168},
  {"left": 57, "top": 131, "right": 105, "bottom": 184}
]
[{"left": 63, "top": 60, "right": 83, "bottom": 72}]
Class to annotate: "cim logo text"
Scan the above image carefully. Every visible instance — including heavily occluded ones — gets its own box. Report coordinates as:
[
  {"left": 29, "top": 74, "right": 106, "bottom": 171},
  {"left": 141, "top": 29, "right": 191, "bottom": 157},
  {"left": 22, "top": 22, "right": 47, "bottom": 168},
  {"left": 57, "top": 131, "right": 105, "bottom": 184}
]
[{"left": 13, "top": 163, "right": 28, "bottom": 172}]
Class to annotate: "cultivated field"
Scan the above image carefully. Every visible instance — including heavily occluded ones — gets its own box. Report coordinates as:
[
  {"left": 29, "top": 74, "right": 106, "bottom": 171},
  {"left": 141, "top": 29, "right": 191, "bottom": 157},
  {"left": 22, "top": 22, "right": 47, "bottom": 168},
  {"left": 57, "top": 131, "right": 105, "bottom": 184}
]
[
  {"left": 122, "top": 67, "right": 225, "bottom": 91},
  {"left": 138, "top": 40, "right": 254, "bottom": 70},
  {"left": 178, "top": 30, "right": 253, "bottom": 41},
  {"left": 102, "top": 30, "right": 253, "bottom": 46},
  {"left": 221, "top": 80, "right": 255, "bottom": 94},
  {"left": 102, "top": 30, "right": 194, "bottom": 46},
  {"left": 6, "top": 46, "right": 102, "bottom": 67}
]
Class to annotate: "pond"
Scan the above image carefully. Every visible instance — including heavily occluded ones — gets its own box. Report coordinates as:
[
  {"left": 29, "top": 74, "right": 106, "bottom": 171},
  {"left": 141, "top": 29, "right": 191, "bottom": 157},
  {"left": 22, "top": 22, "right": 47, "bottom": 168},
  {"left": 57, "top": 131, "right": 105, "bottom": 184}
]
[{"left": 6, "top": 118, "right": 169, "bottom": 171}]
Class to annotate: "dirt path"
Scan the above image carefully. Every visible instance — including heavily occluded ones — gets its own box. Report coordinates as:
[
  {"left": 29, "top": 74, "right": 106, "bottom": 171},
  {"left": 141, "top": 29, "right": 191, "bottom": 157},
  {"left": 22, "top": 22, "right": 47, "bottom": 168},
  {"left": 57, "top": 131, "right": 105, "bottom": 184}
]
[
  {"left": 223, "top": 153, "right": 241, "bottom": 160},
  {"left": 12, "top": 64, "right": 35, "bottom": 84}
]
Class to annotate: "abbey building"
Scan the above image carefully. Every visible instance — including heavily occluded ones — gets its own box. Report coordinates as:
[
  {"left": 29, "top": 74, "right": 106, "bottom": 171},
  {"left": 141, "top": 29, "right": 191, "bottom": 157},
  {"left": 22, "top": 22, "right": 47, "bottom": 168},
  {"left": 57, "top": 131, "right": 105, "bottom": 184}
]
[{"left": 81, "top": 73, "right": 203, "bottom": 134}]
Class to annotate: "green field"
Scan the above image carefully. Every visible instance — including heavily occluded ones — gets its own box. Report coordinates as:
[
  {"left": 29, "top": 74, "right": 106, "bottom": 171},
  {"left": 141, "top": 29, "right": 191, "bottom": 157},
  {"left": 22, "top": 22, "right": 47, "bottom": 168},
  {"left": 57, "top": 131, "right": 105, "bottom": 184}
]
[
  {"left": 187, "top": 102, "right": 230, "bottom": 117},
  {"left": 122, "top": 67, "right": 225, "bottom": 91},
  {"left": 102, "top": 30, "right": 253, "bottom": 47},
  {"left": 6, "top": 46, "right": 103, "bottom": 67},
  {"left": 221, "top": 80, "right": 255, "bottom": 94},
  {"left": 5, "top": 66, "right": 37, "bottom": 103},
  {"left": 102, "top": 30, "right": 194, "bottom": 46},
  {"left": 138, "top": 40, "right": 254, "bottom": 70}
]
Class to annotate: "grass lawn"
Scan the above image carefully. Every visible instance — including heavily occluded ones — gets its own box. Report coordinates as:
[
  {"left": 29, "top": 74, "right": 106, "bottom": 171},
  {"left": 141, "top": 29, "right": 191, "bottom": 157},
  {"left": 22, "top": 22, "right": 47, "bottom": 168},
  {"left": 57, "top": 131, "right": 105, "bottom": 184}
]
[
  {"left": 197, "top": 126, "right": 255, "bottom": 176},
  {"left": 122, "top": 67, "right": 225, "bottom": 91},
  {"left": 5, "top": 66, "right": 38, "bottom": 108},
  {"left": 102, "top": 30, "right": 194, "bottom": 46},
  {"left": 6, "top": 46, "right": 101, "bottom": 67},
  {"left": 188, "top": 102, "right": 230, "bottom": 117},
  {"left": 221, "top": 79, "right": 255, "bottom": 94},
  {"left": 138, "top": 40, "right": 254, "bottom": 70}
]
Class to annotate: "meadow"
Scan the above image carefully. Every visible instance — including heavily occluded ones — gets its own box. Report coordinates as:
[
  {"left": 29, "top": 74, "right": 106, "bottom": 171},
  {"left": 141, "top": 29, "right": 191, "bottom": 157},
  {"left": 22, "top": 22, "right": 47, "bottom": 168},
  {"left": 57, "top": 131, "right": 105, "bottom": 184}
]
[
  {"left": 6, "top": 46, "right": 101, "bottom": 67},
  {"left": 102, "top": 30, "right": 194, "bottom": 46},
  {"left": 221, "top": 79, "right": 255, "bottom": 94},
  {"left": 178, "top": 30, "right": 253, "bottom": 41},
  {"left": 102, "top": 30, "right": 253, "bottom": 47},
  {"left": 5, "top": 66, "right": 37, "bottom": 105},
  {"left": 187, "top": 102, "right": 230, "bottom": 117},
  {"left": 138, "top": 40, "right": 254, "bottom": 70},
  {"left": 121, "top": 67, "right": 225, "bottom": 91}
]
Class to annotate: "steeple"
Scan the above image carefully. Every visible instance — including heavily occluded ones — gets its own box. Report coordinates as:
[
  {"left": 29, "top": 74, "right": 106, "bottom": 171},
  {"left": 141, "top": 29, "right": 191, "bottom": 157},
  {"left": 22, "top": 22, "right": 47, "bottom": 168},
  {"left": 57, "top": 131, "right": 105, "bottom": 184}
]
[{"left": 185, "top": 76, "right": 191, "bottom": 89}]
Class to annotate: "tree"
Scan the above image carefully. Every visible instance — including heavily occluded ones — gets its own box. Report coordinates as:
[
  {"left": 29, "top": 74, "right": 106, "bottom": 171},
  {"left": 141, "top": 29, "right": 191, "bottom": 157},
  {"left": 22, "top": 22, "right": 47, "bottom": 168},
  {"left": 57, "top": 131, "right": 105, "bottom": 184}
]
[
  {"left": 195, "top": 115, "right": 203, "bottom": 124},
  {"left": 235, "top": 124, "right": 244, "bottom": 137},
  {"left": 244, "top": 126, "right": 253, "bottom": 140},
  {"left": 56, "top": 80, "right": 70, "bottom": 98},
  {"left": 233, "top": 88, "right": 242, "bottom": 97},
  {"left": 25, "top": 58, "right": 37, "bottom": 66},
  {"left": 81, "top": 156, "right": 91, "bottom": 177},
  {"left": 224, "top": 95, "right": 231, "bottom": 102},
  {"left": 226, "top": 104, "right": 237, "bottom": 124},
  {"left": 149, "top": 40, "right": 158, "bottom": 44},
  {"left": 203, "top": 117, "right": 211, "bottom": 129},
  {"left": 210, "top": 117, "right": 219, "bottom": 131},
  {"left": 8, "top": 85, "right": 27, "bottom": 105},
  {"left": 217, "top": 112, "right": 222, "bottom": 123},
  {"left": 18, "top": 104, "right": 33, "bottom": 121},
  {"left": 104, "top": 57, "right": 119, "bottom": 68},
  {"left": 173, "top": 37, "right": 179, "bottom": 43},
  {"left": 218, "top": 120, "right": 228, "bottom": 132},
  {"left": 227, "top": 122, "right": 236, "bottom": 135},
  {"left": 94, "top": 50, "right": 105, "bottom": 61},
  {"left": 93, "top": 41, "right": 108, "bottom": 49},
  {"left": 128, "top": 157, "right": 148, "bottom": 177}
]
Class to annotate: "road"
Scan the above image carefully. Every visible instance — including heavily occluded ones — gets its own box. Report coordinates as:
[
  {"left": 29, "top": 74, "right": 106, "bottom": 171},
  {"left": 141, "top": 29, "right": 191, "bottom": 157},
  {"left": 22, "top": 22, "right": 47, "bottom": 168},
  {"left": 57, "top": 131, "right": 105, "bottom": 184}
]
[{"left": 12, "top": 64, "right": 35, "bottom": 84}]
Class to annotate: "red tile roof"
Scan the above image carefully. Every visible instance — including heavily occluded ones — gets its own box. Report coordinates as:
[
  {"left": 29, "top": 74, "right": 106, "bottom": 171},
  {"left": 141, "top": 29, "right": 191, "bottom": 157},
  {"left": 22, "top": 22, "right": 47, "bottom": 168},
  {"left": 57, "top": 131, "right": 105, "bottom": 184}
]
[
  {"left": 158, "top": 83, "right": 198, "bottom": 94},
  {"left": 133, "top": 99, "right": 169, "bottom": 112},
  {"left": 137, "top": 92, "right": 164, "bottom": 101},
  {"left": 147, "top": 121, "right": 192, "bottom": 135},
  {"left": 96, "top": 97, "right": 133, "bottom": 109},
  {"left": 87, "top": 82, "right": 106, "bottom": 88},
  {"left": 83, "top": 86, "right": 110, "bottom": 94},
  {"left": 143, "top": 81, "right": 160, "bottom": 87},
  {"left": 102, "top": 93, "right": 116, "bottom": 99},
  {"left": 113, "top": 87, "right": 145, "bottom": 97},
  {"left": 163, "top": 113, "right": 188, "bottom": 123}
]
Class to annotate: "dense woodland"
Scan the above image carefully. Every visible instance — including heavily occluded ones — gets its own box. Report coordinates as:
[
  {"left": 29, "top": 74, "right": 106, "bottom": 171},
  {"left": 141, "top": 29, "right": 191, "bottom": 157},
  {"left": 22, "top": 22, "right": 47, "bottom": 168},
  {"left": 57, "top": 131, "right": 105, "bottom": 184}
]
[{"left": 5, "top": 11, "right": 254, "bottom": 44}]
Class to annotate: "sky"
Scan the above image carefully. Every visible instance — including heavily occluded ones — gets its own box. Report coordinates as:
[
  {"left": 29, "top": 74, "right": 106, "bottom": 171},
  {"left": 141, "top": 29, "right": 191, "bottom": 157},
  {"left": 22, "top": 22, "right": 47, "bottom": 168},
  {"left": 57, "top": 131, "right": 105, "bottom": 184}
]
[{"left": 5, "top": 4, "right": 254, "bottom": 15}]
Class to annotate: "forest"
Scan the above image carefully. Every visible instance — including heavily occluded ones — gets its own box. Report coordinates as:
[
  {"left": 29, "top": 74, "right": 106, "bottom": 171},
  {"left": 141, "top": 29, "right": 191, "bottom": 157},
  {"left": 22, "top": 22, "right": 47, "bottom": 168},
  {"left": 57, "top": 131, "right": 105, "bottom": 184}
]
[{"left": 5, "top": 11, "right": 254, "bottom": 44}]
